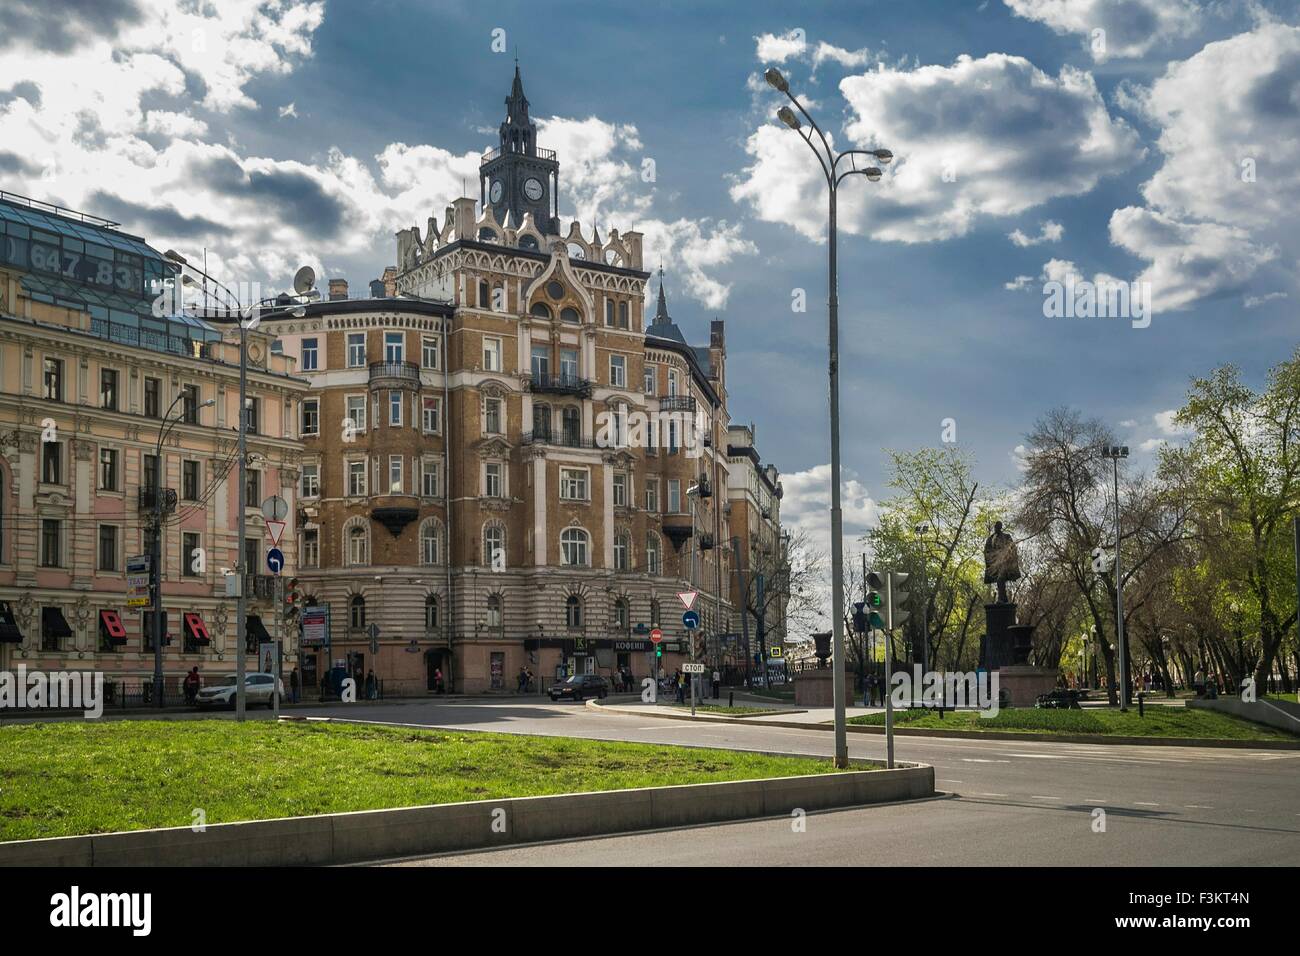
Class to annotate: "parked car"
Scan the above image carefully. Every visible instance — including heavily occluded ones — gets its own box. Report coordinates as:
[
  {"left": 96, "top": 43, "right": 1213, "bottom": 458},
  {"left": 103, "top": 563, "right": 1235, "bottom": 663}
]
[
  {"left": 549, "top": 674, "right": 608, "bottom": 702},
  {"left": 195, "top": 672, "right": 284, "bottom": 709},
  {"left": 1035, "top": 688, "right": 1083, "bottom": 709}
]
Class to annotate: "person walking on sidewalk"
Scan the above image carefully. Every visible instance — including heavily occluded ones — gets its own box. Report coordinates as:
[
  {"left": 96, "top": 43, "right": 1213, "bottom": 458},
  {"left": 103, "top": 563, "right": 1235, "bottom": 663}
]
[
  {"left": 711, "top": 668, "right": 721, "bottom": 700},
  {"left": 289, "top": 667, "right": 300, "bottom": 704}
]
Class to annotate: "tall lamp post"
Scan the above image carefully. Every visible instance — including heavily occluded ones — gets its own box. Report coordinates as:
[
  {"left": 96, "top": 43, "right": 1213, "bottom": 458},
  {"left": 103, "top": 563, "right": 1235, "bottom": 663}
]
[
  {"left": 765, "top": 66, "right": 892, "bottom": 767},
  {"left": 915, "top": 524, "right": 930, "bottom": 671},
  {"left": 1101, "top": 444, "right": 1129, "bottom": 710},
  {"left": 163, "top": 251, "right": 304, "bottom": 720},
  {"left": 149, "top": 393, "right": 217, "bottom": 706}
]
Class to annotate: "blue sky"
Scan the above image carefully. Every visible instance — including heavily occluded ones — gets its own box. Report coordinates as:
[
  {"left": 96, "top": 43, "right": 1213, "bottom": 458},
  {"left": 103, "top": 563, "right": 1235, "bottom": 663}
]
[{"left": 1, "top": 0, "right": 1297, "bottom": 547}]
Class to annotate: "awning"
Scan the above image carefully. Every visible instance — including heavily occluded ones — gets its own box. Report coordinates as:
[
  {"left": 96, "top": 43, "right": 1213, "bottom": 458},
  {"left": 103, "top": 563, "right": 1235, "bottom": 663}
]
[
  {"left": 247, "top": 615, "right": 272, "bottom": 643},
  {"left": 0, "top": 602, "right": 21, "bottom": 644},
  {"left": 41, "top": 606, "right": 72, "bottom": 639},
  {"left": 183, "top": 612, "right": 210, "bottom": 646},
  {"left": 98, "top": 610, "right": 127, "bottom": 646}
]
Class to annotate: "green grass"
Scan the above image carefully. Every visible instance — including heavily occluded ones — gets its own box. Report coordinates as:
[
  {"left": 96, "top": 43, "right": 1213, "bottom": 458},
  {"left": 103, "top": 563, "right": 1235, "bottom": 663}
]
[
  {"left": 0, "top": 720, "right": 852, "bottom": 842},
  {"left": 847, "top": 705, "right": 1297, "bottom": 741},
  {"left": 663, "top": 703, "right": 780, "bottom": 716}
]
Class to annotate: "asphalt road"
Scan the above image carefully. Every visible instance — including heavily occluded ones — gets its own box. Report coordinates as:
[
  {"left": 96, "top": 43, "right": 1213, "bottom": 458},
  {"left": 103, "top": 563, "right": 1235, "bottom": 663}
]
[{"left": 269, "top": 697, "right": 1300, "bottom": 866}]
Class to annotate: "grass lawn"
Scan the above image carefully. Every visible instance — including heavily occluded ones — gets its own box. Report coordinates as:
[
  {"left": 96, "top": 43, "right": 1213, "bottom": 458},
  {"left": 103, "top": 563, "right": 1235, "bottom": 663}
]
[
  {"left": 847, "top": 706, "right": 1297, "bottom": 741},
  {"left": 0, "top": 720, "right": 851, "bottom": 842},
  {"left": 663, "top": 703, "right": 781, "bottom": 716}
]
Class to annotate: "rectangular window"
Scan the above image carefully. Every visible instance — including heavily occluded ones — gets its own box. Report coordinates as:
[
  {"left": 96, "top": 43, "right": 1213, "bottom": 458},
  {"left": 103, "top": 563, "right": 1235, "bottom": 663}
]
[
  {"left": 388, "top": 390, "right": 402, "bottom": 426},
  {"left": 41, "top": 440, "right": 62, "bottom": 484},
  {"left": 346, "top": 395, "right": 366, "bottom": 433},
  {"left": 605, "top": 298, "right": 615, "bottom": 327},
  {"left": 40, "top": 519, "right": 61, "bottom": 567},
  {"left": 484, "top": 462, "right": 502, "bottom": 498},
  {"left": 143, "top": 453, "right": 159, "bottom": 491},
  {"left": 181, "top": 384, "right": 199, "bottom": 424},
  {"left": 182, "top": 532, "right": 199, "bottom": 577},
  {"left": 302, "top": 529, "right": 319, "bottom": 568},
  {"left": 347, "top": 332, "right": 366, "bottom": 368},
  {"left": 301, "top": 464, "right": 319, "bottom": 498},
  {"left": 421, "top": 335, "right": 440, "bottom": 369},
  {"left": 422, "top": 396, "right": 440, "bottom": 434},
  {"left": 644, "top": 364, "right": 656, "bottom": 394},
  {"left": 484, "top": 398, "right": 502, "bottom": 435},
  {"left": 646, "top": 479, "right": 659, "bottom": 513},
  {"left": 560, "top": 468, "right": 588, "bottom": 501},
  {"left": 618, "top": 301, "right": 629, "bottom": 329},
  {"left": 246, "top": 397, "right": 260, "bottom": 435},
  {"left": 182, "top": 460, "right": 200, "bottom": 501},
  {"left": 301, "top": 337, "right": 319, "bottom": 371},
  {"left": 388, "top": 455, "right": 403, "bottom": 494},
  {"left": 43, "top": 357, "right": 63, "bottom": 402},
  {"left": 245, "top": 469, "right": 260, "bottom": 508},
  {"left": 560, "top": 349, "right": 578, "bottom": 381},
  {"left": 421, "top": 458, "right": 439, "bottom": 497},
  {"left": 99, "top": 447, "right": 118, "bottom": 491},
  {"left": 100, "top": 368, "right": 119, "bottom": 411},
  {"left": 301, "top": 398, "right": 319, "bottom": 435},
  {"left": 144, "top": 377, "right": 161, "bottom": 417},
  {"left": 347, "top": 460, "right": 366, "bottom": 497},
  {"left": 98, "top": 525, "right": 118, "bottom": 572},
  {"left": 609, "top": 354, "right": 626, "bottom": 388},
  {"left": 531, "top": 344, "right": 550, "bottom": 379},
  {"left": 384, "top": 331, "right": 404, "bottom": 363},
  {"left": 668, "top": 479, "right": 681, "bottom": 514},
  {"left": 483, "top": 337, "right": 501, "bottom": 371},
  {"left": 613, "top": 472, "right": 627, "bottom": 507}
]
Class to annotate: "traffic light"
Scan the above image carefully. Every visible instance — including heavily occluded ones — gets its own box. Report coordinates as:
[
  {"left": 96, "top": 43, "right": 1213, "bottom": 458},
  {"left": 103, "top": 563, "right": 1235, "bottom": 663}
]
[
  {"left": 886, "top": 571, "right": 910, "bottom": 630},
  {"left": 866, "top": 571, "right": 885, "bottom": 629},
  {"left": 656, "top": 644, "right": 663, "bottom": 659},
  {"left": 852, "top": 602, "right": 867, "bottom": 634},
  {"left": 285, "top": 577, "right": 302, "bottom": 624}
]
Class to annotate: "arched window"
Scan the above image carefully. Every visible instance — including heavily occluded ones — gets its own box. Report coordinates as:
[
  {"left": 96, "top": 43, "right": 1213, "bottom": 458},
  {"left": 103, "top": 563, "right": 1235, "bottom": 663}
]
[
  {"left": 532, "top": 403, "right": 551, "bottom": 440},
  {"left": 344, "top": 518, "right": 369, "bottom": 566},
  {"left": 613, "top": 598, "right": 629, "bottom": 633},
  {"left": 419, "top": 518, "right": 442, "bottom": 565},
  {"left": 646, "top": 532, "right": 661, "bottom": 575},
  {"left": 618, "top": 301, "right": 629, "bottom": 329},
  {"left": 567, "top": 243, "right": 585, "bottom": 260},
  {"left": 349, "top": 594, "right": 366, "bottom": 630},
  {"left": 486, "top": 593, "right": 503, "bottom": 632},
  {"left": 560, "top": 306, "right": 580, "bottom": 324},
  {"left": 614, "top": 530, "right": 630, "bottom": 571},
  {"left": 560, "top": 528, "right": 589, "bottom": 567},
  {"left": 565, "top": 595, "right": 582, "bottom": 629},
  {"left": 424, "top": 595, "right": 439, "bottom": 630},
  {"left": 484, "top": 522, "right": 506, "bottom": 569},
  {"left": 561, "top": 406, "right": 580, "bottom": 445},
  {"left": 478, "top": 228, "right": 497, "bottom": 243},
  {"left": 650, "top": 599, "right": 661, "bottom": 626},
  {"left": 529, "top": 301, "right": 551, "bottom": 319},
  {"left": 520, "top": 234, "right": 539, "bottom": 252}
]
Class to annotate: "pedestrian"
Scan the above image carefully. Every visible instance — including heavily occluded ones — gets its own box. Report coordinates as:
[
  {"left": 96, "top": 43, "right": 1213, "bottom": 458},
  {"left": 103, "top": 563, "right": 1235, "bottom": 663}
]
[
  {"left": 365, "top": 668, "right": 377, "bottom": 700},
  {"left": 289, "top": 667, "right": 300, "bottom": 704},
  {"left": 183, "top": 666, "right": 201, "bottom": 706},
  {"left": 675, "top": 669, "right": 685, "bottom": 704},
  {"left": 711, "top": 668, "right": 721, "bottom": 700},
  {"left": 434, "top": 667, "right": 444, "bottom": 694}
]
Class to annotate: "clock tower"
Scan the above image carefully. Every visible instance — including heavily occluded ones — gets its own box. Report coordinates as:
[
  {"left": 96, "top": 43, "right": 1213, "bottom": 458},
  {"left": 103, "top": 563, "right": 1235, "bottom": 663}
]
[{"left": 480, "top": 63, "right": 560, "bottom": 238}]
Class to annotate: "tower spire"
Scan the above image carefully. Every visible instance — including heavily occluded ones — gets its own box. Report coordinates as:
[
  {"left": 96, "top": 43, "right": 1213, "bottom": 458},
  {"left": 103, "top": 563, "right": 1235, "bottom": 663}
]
[{"left": 655, "top": 263, "right": 670, "bottom": 322}]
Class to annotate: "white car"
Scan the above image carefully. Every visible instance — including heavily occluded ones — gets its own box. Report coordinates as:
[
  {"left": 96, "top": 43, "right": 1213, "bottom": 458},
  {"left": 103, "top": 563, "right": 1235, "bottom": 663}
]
[{"left": 195, "top": 672, "right": 285, "bottom": 709}]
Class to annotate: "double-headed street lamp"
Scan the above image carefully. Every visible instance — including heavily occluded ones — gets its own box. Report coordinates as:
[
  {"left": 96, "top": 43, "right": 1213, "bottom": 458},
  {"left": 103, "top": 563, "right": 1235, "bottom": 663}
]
[
  {"left": 1101, "top": 444, "right": 1129, "bottom": 710},
  {"left": 163, "top": 251, "right": 304, "bottom": 720},
  {"left": 765, "top": 66, "right": 892, "bottom": 768}
]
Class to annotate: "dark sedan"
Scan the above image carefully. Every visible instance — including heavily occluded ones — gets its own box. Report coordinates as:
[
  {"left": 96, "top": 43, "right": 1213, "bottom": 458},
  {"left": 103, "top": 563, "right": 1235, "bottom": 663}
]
[{"left": 549, "top": 674, "right": 609, "bottom": 702}]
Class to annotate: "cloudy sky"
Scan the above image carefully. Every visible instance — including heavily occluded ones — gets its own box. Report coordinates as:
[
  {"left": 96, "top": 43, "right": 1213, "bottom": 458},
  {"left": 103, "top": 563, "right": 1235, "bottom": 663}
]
[{"left": 2, "top": 0, "right": 1296, "bottom": 556}]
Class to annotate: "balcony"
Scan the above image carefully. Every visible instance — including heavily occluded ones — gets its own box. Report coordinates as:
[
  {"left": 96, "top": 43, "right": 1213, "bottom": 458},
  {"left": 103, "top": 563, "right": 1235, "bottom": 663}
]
[
  {"left": 369, "top": 361, "right": 421, "bottom": 388},
  {"left": 523, "top": 430, "right": 599, "bottom": 450},
  {"left": 660, "top": 395, "right": 696, "bottom": 413},
  {"left": 137, "top": 487, "right": 177, "bottom": 513},
  {"left": 481, "top": 145, "right": 557, "bottom": 165},
  {"left": 695, "top": 476, "right": 712, "bottom": 499},
  {"left": 525, "top": 374, "right": 593, "bottom": 399}
]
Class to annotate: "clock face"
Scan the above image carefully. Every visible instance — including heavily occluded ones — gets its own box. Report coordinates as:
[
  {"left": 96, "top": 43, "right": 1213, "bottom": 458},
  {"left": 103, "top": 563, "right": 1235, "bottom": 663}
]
[
  {"left": 524, "top": 177, "right": 544, "bottom": 202},
  {"left": 489, "top": 180, "right": 503, "bottom": 203}
]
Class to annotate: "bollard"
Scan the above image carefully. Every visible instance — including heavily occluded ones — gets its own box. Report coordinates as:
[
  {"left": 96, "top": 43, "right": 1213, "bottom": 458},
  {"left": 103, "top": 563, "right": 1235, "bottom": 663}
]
[
  {"left": 728, "top": 690, "right": 734, "bottom": 707},
  {"left": 1138, "top": 691, "right": 1144, "bottom": 717}
]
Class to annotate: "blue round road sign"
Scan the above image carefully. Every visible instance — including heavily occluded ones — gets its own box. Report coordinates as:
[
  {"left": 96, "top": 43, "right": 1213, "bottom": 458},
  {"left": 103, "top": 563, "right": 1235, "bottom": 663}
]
[
  {"left": 266, "top": 547, "right": 284, "bottom": 574},
  {"left": 682, "top": 609, "right": 700, "bottom": 630}
]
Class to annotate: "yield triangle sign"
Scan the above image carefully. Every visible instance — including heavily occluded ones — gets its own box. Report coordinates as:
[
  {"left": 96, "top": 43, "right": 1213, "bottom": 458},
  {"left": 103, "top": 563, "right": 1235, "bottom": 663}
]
[
  {"left": 265, "top": 519, "right": 286, "bottom": 547},
  {"left": 677, "top": 590, "right": 698, "bottom": 610}
]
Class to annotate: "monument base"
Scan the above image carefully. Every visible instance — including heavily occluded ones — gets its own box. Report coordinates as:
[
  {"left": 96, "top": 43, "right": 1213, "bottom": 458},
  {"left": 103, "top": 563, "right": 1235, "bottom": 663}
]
[
  {"left": 997, "top": 666, "right": 1060, "bottom": 708},
  {"left": 794, "top": 668, "right": 851, "bottom": 707}
]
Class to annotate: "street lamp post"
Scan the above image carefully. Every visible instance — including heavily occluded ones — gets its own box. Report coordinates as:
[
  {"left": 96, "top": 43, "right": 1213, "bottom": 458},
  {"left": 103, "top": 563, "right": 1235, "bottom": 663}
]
[
  {"left": 915, "top": 524, "right": 930, "bottom": 671},
  {"left": 765, "top": 66, "right": 892, "bottom": 767},
  {"left": 1101, "top": 444, "right": 1129, "bottom": 710}
]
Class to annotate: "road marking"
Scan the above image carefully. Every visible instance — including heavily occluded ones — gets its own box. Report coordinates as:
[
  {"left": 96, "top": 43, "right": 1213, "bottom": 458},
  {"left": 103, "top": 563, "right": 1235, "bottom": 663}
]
[
  {"left": 1134, "top": 802, "right": 1160, "bottom": 807},
  {"left": 1183, "top": 805, "right": 1214, "bottom": 809},
  {"left": 976, "top": 792, "right": 1009, "bottom": 797},
  {"left": 962, "top": 758, "right": 1011, "bottom": 763},
  {"left": 1030, "top": 795, "right": 1063, "bottom": 801},
  {"left": 938, "top": 779, "right": 964, "bottom": 784}
]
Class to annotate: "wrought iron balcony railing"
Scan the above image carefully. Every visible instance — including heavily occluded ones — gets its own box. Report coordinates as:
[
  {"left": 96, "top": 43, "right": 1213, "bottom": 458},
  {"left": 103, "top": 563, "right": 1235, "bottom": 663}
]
[
  {"left": 369, "top": 361, "right": 421, "bottom": 385},
  {"left": 525, "top": 374, "right": 593, "bottom": 398},
  {"left": 522, "top": 430, "right": 599, "bottom": 450},
  {"left": 660, "top": 395, "right": 696, "bottom": 412}
]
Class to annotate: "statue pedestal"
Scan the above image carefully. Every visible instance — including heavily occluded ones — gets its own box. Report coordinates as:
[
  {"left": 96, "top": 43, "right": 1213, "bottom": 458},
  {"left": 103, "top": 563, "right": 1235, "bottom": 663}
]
[
  {"left": 997, "top": 666, "right": 1060, "bottom": 707},
  {"left": 794, "top": 667, "right": 851, "bottom": 707}
]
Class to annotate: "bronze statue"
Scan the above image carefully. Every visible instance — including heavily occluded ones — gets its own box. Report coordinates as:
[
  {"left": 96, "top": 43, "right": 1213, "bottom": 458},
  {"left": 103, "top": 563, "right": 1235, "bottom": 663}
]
[{"left": 983, "top": 521, "right": 1020, "bottom": 603}]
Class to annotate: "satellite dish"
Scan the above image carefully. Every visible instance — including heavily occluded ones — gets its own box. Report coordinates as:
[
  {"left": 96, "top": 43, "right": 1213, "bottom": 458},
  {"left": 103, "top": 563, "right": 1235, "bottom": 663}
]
[{"left": 292, "top": 266, "right": 316, "bottom": 295}]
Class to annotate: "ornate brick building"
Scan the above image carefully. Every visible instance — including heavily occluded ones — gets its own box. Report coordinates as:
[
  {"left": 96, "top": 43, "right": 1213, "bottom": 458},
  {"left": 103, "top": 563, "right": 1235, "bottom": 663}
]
[{"left": 264, "top": 68, "right": 782, "bottom": 693}]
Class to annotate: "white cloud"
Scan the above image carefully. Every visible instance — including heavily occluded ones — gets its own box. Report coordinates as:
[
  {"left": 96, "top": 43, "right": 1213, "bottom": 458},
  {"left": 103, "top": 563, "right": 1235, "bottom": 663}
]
[
  {"left": 732, "top": 53, "right": 1143, "bottom": 243},
  {"left": 779, "top": 464, "right": 879, "bottom": 548},
  {"left": 279, "top": 103, "right": 298, "bottom": 119},
  {"left": 1244, "top": 291, "right": 1288, "bottom": 308},
  {"left": 755, "top": 29, "right": 807, "bottom": 63},
  {"left": 1003, "top": 0, "right": 1202, "bottom": 61},
  {"left": 1005, "top": 275, "right": 1035, "bottom": 291},
  {"left": 1153, "top": 408, "right": 1192, "bottom": 436},
  {"left": 1008, "top": 220, "right": 1064, "bottom": 246},
  {"left": 812, "top": 42, "right": 874, "bottom": 69}
]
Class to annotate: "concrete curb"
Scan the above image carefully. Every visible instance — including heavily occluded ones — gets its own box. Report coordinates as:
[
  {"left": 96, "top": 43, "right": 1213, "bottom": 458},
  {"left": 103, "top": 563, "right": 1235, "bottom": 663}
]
[
  {"left": 590, "top": 701, "right": 1300, "bottom": 750},
  {"left": 0, "top": 765, "right": 934, "bottom": 867}
]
